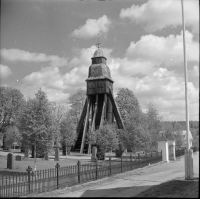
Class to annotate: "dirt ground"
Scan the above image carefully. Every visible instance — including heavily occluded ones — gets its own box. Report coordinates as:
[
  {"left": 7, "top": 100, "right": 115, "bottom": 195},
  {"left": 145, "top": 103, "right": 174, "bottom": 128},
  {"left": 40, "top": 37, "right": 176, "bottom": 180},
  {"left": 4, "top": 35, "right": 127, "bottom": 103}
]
[{"left": 136, "top": 177, "right": 199, "bottom": 198}]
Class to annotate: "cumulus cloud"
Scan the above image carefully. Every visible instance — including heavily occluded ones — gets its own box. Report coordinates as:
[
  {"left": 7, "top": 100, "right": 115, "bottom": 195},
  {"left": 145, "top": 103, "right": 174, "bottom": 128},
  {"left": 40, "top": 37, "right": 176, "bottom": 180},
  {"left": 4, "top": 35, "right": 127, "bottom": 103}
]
[
  {"left": 0, "top": 64, "right": 12, "bottom": 79},
  {"left": 72, "top": 15, "right": 111, "bottom": 39},
  {"left": 18, "top": 40, "right": 198, "bottom": 121},
  {"left": 111, "top": 67, "right": 198, "bottom": 121},
  {"left": 120, "top": 0, "right": 199, "bottom": 33},
  {"left": 21, "top": 66, "right": 82, "bottom": 103},
  {"left": 0, "top": 49, "right": 68, "bottom": 67},
  {"left": 126, "top": 31, "right": 199, "bottom": 67},
  {"left": 188, "top": 65, "right": 199, "bottom": 77}
]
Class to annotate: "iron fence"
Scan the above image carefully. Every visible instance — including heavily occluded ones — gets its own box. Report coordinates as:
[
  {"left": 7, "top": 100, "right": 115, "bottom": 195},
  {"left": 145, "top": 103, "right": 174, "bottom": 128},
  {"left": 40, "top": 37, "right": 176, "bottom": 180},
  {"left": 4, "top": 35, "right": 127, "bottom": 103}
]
[
  {"left": 0, "top": 151, "right": 162, "bottom": 197},
  {"left": 175, "top": 147, "right": 198, "bottom": 158},
  {"left": 175, "top": 148, "right": 185, "bottom": 158}
]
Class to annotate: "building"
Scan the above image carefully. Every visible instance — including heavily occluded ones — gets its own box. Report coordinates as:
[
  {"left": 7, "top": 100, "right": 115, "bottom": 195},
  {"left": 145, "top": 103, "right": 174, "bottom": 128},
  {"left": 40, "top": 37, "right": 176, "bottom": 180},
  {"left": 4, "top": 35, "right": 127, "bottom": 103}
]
[{"left": 73, "top": 47, "right": 124, "bottom": 153}]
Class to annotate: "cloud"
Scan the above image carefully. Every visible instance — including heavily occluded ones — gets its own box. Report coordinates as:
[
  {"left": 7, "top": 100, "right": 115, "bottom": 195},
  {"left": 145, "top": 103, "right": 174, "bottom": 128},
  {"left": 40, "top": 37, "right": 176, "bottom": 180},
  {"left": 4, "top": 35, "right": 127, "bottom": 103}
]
[
  {"left": 0, "top": 49, "right": 68, "bottom": 67},
  {"left": 112, "top": 67, "right": 198, "bottom": 121},
  {"left": 72, "top": 15, "right": 111, "bottom": 39},
  {"left": 126, "top": 31, "right": 199, "bottom": 67},
  {"left": 120, "top": 0, "right": 199, "bottom": 33},
  {"left": 18, "top": 41, "right": 198, "bottom": 121},
  {"left": 108, "top": 57, "right": 156, "bottom": 79},
  {"left": 0, "top": 64, "right": 12, "bottom": 79},
  {"left": 188, "top": 65, "right": 199, "bottom": 77},
  {"left": 21, "top": 66, "right": 80, "bottom": 103},
  {"left": 20, "top": 46, "right": 113, "bottom": 104}
]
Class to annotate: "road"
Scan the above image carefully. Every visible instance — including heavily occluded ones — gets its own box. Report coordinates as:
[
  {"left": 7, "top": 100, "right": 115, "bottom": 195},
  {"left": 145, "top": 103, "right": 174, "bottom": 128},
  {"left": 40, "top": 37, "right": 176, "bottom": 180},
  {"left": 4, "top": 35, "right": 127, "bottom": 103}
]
[{"left": 27, "top": 151, "right": 199, "bottom": 197}]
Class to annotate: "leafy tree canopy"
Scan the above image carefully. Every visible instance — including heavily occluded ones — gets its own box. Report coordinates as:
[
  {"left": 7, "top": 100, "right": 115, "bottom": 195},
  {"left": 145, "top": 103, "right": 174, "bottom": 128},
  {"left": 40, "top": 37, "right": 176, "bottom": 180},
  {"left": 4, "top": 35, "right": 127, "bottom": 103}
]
[
  {"left": 18, "top": 89, "right": 56, "bottom": 155},
  {"left": 68, "top": 88, "right": 86, "bottom": 125},
  {"left": 95, "top": 122, "right": 119, "bottom": 153},
  {"left": 60, "top": 112, "right": 77, "bottom": 147},
  {"left": 115, "top": 88, "right": 141, "bottom": 124},
  {"left": 0, "top": 86, "right": 25, "bottom": 132}
]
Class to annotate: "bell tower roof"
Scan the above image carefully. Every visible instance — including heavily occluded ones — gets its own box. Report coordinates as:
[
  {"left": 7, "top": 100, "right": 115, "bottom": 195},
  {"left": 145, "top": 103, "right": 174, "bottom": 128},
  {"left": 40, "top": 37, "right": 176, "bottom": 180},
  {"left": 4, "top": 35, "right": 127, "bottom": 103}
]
[
  {"left": 87, "top": 48, "right": 113, "bottom": 82},
  {"left": 92, "top": 49, "right": 107, "bottom": 59}
]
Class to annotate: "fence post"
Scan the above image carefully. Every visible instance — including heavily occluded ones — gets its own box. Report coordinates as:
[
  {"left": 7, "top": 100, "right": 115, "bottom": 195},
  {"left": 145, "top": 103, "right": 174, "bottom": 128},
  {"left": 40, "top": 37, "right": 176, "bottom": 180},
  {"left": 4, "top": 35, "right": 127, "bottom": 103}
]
[
  {"left": 146, "top": 152, "right": 148, "bottom": 163},
  {"left": 145, "top": 152, "right": 147, "bottom": 163},
  {"left": 95, "top": 159, "right": 98, "bottom": 180},
  {"left": 151, "top": 152, "right": 153, "bottom": 158},
  {"left": 161, "top": 150, "right": 162, "bottom": 160},
  {"left": 26, "top": 165, "right": 32, "bottom": 194},
  {"left": 138, "top": 153, "right": 140, "bottom": 167},
  {"left": 121, "top": 156, "right": 123, "bottom": 173},
  {"left": 130, "top": 154, "right": 132, "bottom": 170},
  {"left": 77, "top": 160, "right": 81, "bottom": 183},
  {"left": 55, "top": 163, "right": 60, "bottom": 189},
  {"left": 109, "top": 157, "right": 111, "bottom": 176}
]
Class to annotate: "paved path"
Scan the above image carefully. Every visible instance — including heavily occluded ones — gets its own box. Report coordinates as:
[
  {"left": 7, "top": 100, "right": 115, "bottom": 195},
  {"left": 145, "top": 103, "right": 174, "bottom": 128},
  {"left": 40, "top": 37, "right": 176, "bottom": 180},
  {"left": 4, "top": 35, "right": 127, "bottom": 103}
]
[{"left": 29, "top": 151, "right": 199, "bottom": 197}]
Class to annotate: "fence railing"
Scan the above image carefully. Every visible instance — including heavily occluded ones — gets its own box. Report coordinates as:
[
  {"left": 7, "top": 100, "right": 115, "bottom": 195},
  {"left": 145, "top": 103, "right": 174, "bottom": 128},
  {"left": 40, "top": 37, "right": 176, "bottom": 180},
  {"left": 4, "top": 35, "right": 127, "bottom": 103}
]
[
  {"left": 175, "top": 148, "right": 185, "bottom": 158},
  {"left": 0, "top": 151, "right": 162, "bottom": 197},
  {"left": 175, "top": 146, "right": 198, "bottom": 158}
]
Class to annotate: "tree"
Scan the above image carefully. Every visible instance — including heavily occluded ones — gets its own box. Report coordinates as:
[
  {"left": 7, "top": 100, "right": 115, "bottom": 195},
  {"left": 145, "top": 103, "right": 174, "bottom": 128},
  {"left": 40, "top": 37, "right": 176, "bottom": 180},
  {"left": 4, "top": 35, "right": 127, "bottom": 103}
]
[
  {"left": 60, "top": 112, "right": 77, "bottom": 155},
  {"left": 18, "top": 89, "right": 55, "bottom": 157},
  {"left": 3, "top": 124, "right": 21, "bottom": 150},
  {"left": 115, "top": 88, "right": 141, "bottom": 125},
  {"left": 0, "top": 86, "right": 25, "bottom": 149},
  {"left": 162, "top": 124, "right": 174, "bottom": 139},
  {"left": 68, "top": 89, "right": 86, "bottom": 126},
  {"left": 50, "top": 102, "right": 68, "bottom": 148},
  {"left": 117, "top": 113, "right": 149, "bottom": 153},
  {"left": 175, "top": 131, "right": 185, "bottom": 149},
  {"left": 95, "top": 122, "right": 119, "bottom": 154},
  {"left": 115, "top": 88, "right": 146, "bottom": 152},
  {"left": 190, "top": 128, "right": 199, "bottom": 149},
  {"left": 85, "top": 125, "right": 97, "bottom": 153},
  {"left": 144, "top": 103, "right": 162, "bottom": 151}
]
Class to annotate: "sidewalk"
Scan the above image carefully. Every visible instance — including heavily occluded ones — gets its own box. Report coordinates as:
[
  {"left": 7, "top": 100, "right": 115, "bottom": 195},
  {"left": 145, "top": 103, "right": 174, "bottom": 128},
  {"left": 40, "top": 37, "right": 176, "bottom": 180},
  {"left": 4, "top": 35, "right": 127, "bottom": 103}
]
[{"left": 28, "top": 151, "right": 199, "bottom": 197}]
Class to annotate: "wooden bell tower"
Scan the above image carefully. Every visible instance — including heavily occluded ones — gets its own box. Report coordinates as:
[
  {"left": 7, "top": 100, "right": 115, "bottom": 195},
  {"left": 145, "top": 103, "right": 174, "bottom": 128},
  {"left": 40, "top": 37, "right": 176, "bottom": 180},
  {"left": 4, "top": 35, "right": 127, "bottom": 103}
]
[{"left": 73, "top": 45, "right": 124, "bottom": 153}]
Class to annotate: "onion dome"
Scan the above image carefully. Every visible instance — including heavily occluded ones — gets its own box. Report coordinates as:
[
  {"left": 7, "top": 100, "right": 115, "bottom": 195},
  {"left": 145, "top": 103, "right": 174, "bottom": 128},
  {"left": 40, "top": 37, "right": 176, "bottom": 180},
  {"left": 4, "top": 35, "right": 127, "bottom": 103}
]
[{"left": 92, "top": 49, "right": 106, "bottom": 59}]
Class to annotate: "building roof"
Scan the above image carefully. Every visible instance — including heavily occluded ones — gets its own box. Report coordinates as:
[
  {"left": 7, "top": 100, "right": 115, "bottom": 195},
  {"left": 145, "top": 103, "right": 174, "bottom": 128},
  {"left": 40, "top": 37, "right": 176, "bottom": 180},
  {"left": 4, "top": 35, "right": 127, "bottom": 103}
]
[
  {"left": 157, "top": 135, "right": 168, "bottom": 141},
  {"left": 167, "top": 135, "right": 175, "bottom": 141},
  {"left": 87, "top": 49, "right": 113, "bottom": 82},
  {"left": 87, "top": 63, "right": 112, "bottom": 80},
  {"left": 92, "top": 49, "right": 105, "bottom": 58}
]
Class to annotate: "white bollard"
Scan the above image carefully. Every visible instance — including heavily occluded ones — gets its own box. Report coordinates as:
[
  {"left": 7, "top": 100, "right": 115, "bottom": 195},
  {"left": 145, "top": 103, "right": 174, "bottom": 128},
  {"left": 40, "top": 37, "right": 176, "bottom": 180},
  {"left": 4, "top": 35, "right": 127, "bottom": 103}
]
[{"left": 185, "top": 149, "right": 194, "bottom": 180}]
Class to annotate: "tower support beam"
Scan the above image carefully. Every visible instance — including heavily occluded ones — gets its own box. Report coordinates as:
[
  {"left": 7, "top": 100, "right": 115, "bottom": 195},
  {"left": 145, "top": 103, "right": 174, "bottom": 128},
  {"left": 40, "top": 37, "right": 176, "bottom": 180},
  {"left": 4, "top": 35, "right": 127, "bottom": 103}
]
[
  {"left": 91, "top": 95, "right": 98, "bottom": 132},
  {"left": 80, "top": 97, "right": 91, "bottom": 153},
  {"left": 100, "top": 94, "right": 107, "bottom": 128},
  {"left": 109, "top": 88, "right": 125, "bottom": 129}
]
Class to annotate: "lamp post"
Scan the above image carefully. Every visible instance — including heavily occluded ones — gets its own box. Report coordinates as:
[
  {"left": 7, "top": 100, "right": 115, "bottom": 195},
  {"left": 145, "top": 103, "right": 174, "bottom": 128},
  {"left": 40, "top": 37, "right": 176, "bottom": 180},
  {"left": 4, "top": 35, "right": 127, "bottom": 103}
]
[{"left": 181, "top": 0, "right": 193, "bottom": 180}]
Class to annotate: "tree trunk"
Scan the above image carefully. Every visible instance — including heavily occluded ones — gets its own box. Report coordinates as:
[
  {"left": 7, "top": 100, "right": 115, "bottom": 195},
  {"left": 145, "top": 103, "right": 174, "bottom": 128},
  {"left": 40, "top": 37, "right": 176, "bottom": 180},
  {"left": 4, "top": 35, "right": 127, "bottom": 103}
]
[
  {"left": 32, "top": 145, "right": 35, "bottom": 158},
  {"left": 2, "top": 134, "right": 6, "bottom": 150},
  {"left": 62, "top": 144, "right": 66, "bottom": 155}
]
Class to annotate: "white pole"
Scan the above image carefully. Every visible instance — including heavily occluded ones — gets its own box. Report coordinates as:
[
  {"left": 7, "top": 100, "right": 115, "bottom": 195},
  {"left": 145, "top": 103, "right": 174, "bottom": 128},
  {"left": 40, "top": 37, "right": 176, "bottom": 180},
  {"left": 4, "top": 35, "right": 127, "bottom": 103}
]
[
  {"left": 34, "top": 135, "right": 37, "bottom": 172},
  {"left": 181, "top": 0, "right": 190, "bottom": 150},
  {"left": 181, "top": 0, "right": 193, "bottom": 180}
]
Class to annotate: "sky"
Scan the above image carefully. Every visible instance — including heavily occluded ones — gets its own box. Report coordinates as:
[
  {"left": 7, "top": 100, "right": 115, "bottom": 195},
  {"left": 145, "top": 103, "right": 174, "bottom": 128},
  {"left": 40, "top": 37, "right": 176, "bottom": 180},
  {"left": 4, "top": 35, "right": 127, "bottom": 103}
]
[{"left": 0, "top": 0, "right": 199, "bottom": 121}]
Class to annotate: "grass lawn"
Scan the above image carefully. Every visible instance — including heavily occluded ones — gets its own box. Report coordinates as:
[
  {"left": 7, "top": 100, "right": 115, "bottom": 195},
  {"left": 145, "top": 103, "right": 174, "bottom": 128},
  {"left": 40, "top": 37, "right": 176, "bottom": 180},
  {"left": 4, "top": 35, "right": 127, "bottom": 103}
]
[
  {"left": 0, "top": 150, "right": 121, "bottom": 174},
  {"left": 0, "top": 150, "right": 152, "bottom": 175},
  {"left": 0, "top": 151, "right": 93, "bottom": 174}
]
